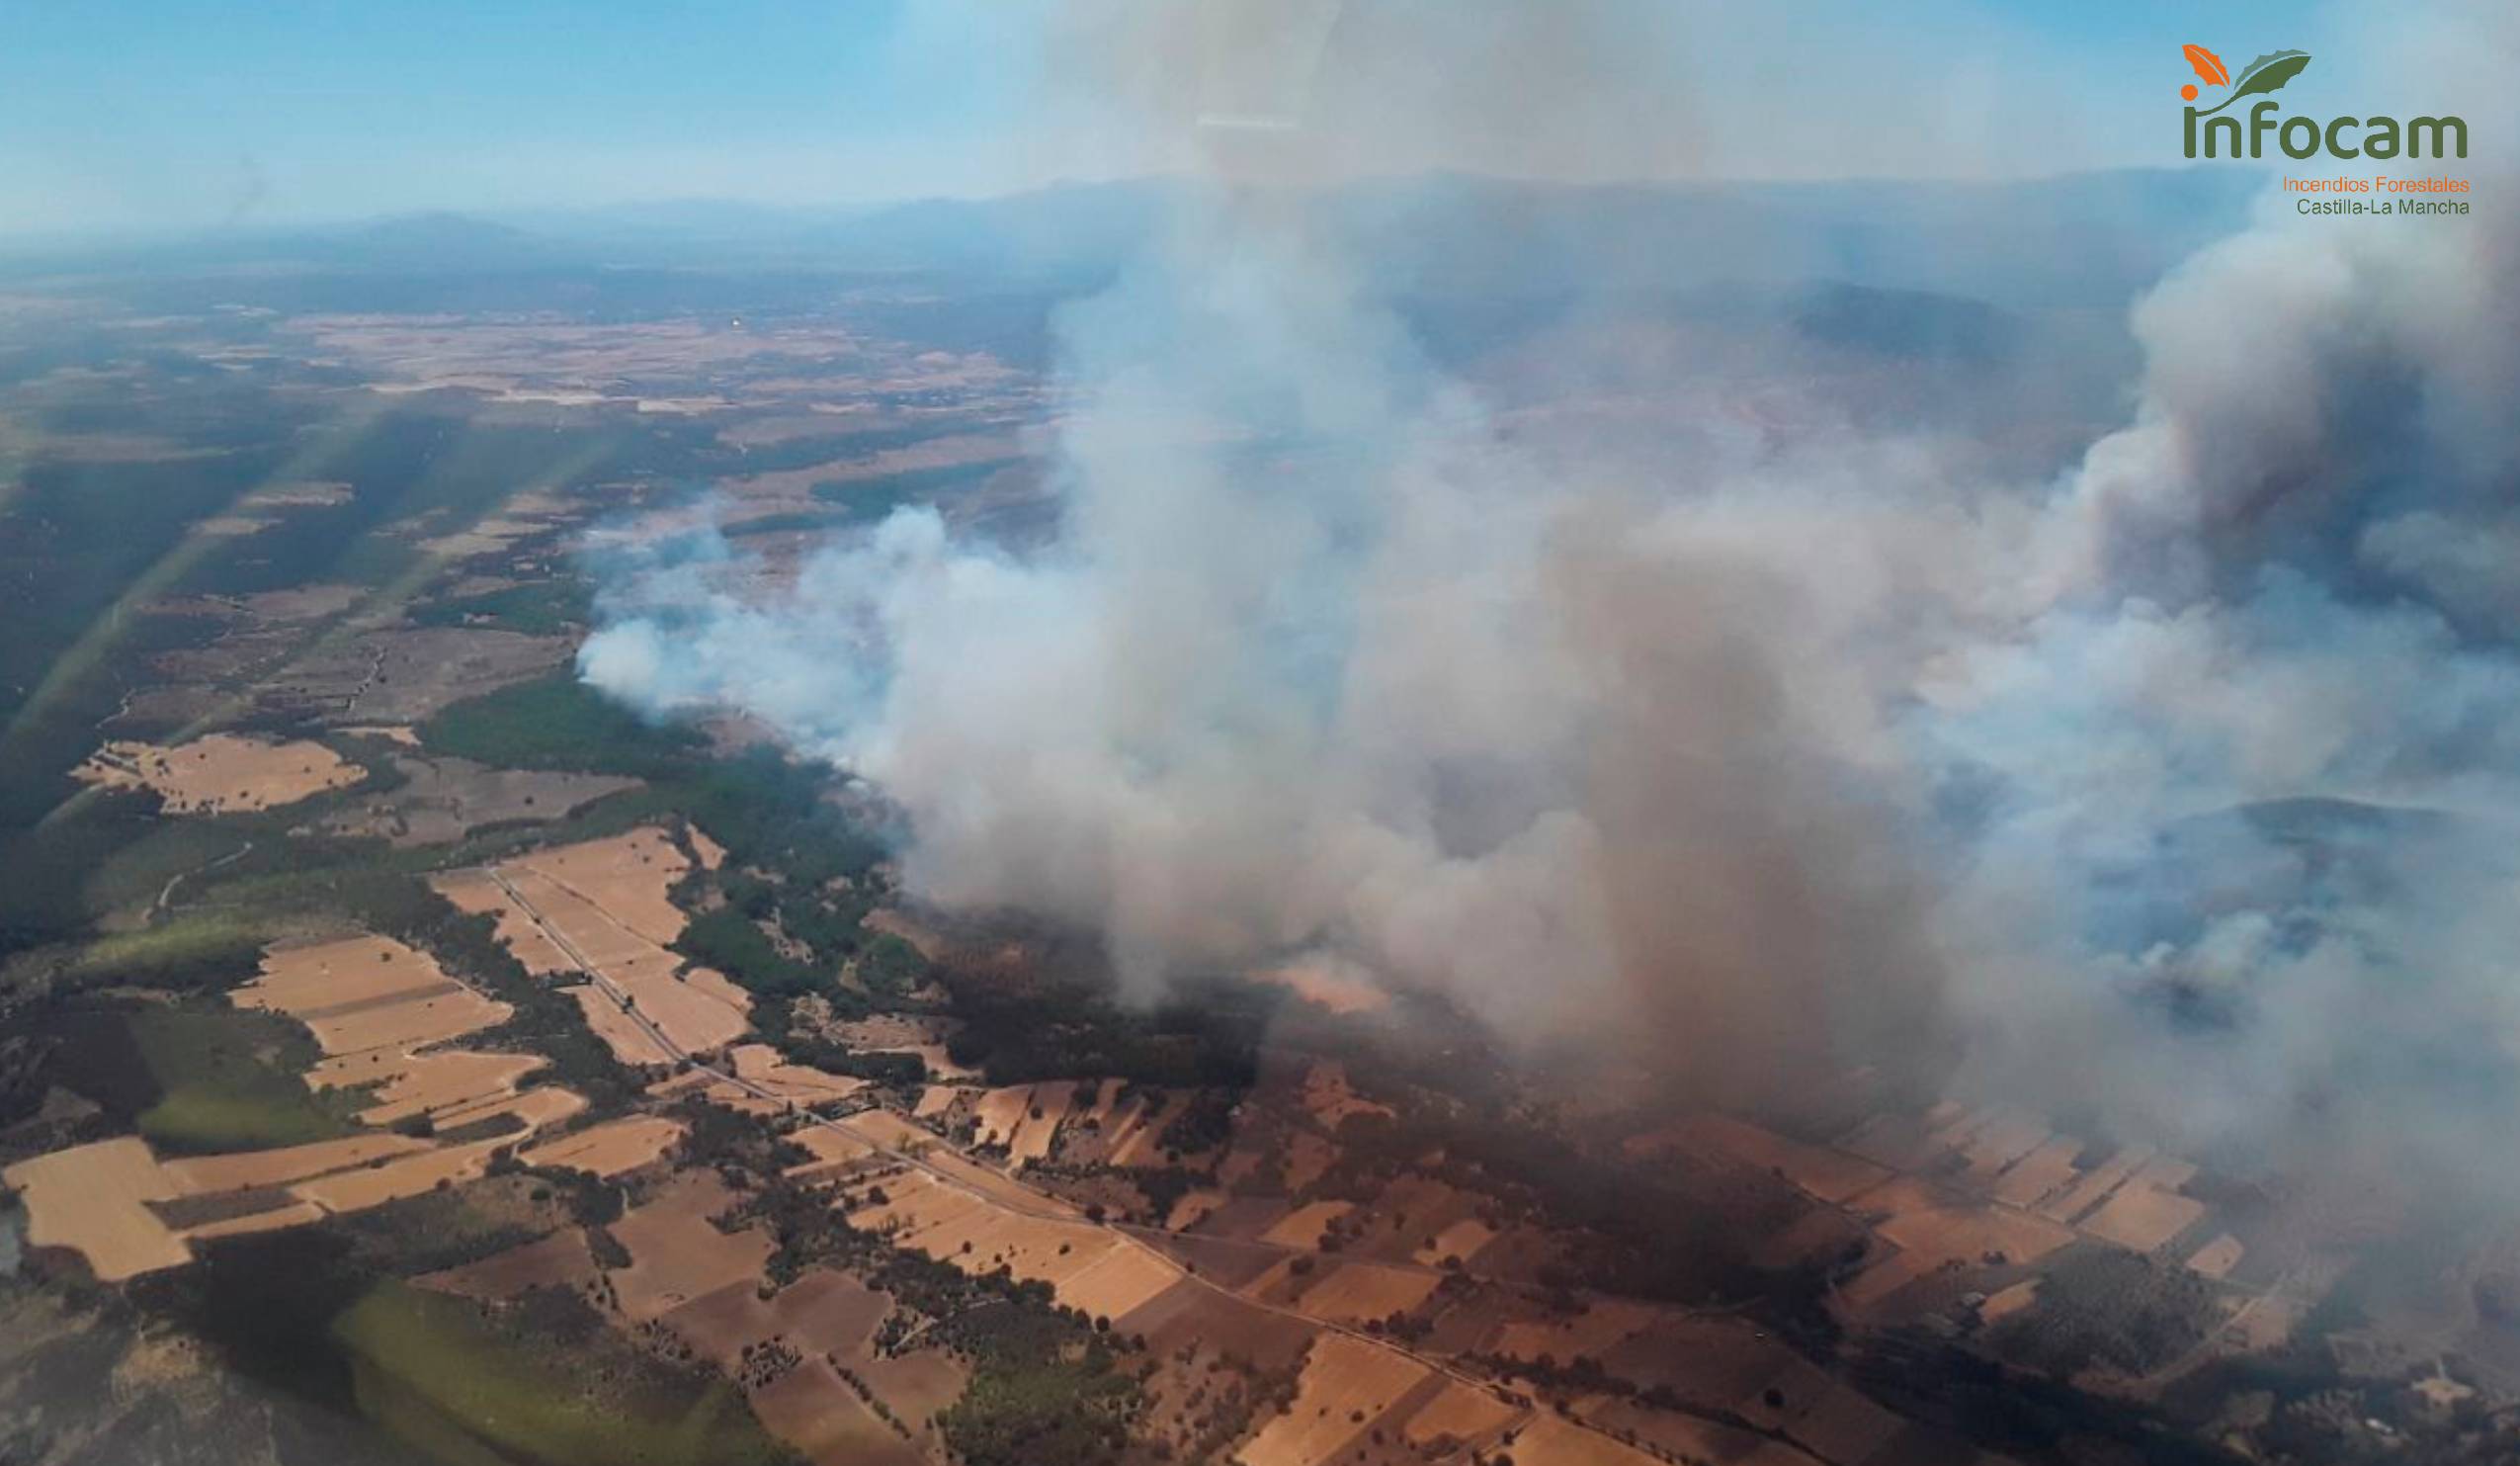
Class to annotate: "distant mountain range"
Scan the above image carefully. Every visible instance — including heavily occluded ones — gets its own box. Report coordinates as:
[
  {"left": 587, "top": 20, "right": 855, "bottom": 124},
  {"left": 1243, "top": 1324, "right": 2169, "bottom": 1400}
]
[{"left": 3, "top": 168, "right": 2265, "bottom": 312}]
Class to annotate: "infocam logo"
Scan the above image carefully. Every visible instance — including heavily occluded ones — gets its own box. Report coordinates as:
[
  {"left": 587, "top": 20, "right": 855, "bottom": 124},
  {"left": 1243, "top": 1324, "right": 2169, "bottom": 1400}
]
[{"left": 2179, "top": 43, "right": 2467, "bottom": 160}]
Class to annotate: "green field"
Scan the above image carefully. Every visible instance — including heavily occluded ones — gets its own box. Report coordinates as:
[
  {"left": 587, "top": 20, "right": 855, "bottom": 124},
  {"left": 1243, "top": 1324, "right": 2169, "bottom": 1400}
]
[
  {"left": 336, "top": 1282, "right": 798, "bottom": 1466},
  {"left": 127, "top": 1004, "right": 364, "bottom": 1154},
  {"left": 420, "top": 670, "right": 707, "bottom": 780},
  {"left": 61, "top": 913, "right": 268, "bottom": 992}
]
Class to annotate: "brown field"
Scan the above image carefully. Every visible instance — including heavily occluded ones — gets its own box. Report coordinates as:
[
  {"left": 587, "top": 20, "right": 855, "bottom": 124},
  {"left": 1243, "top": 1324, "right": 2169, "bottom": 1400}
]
[
  {"left": 318, "top": 1049, "right": 547, "bottom": 1126},
  {"left": 748, "top": 1359, "right": 925, "bottom": 1466},
  {"left": 1838, "top": 1251, "right": 1930, "bottom": 1311},
  {"left": 1957, "top": 1111, "right": 2054, "bottom": 1182},
  {"left": 658, "top": 1279, "right": 783, "bottom": 1368},
  {"left": 1261, "top": 1201, "right": 1353, "bottom": 1250},
  {"left": 824, "top": 1015, "right": 976, "bottom": 1076},
  {"left": 1166, "top": 1189, "right": 1227, "bottom": 1232},
  {"left": 1734, "top": 1358, "right": 1907, "bottom": 1464},
  {"left": 728, "top": 1044, "right": 867, "bottom": 1107},
  {"left": 289, "top": 1088, "right": 584, "bottom": 1214},
  {"left": 1639, "top": 1114, "right": 1890, "bottom": 1204},
  {"left": 1502, "top": 1415, "right": 1679, "bottom": 1466},
  {"left": 1400, "top": 1380, "right": 1522, "bottom": 1448},
  {"left": 609, "top": 1171, "right": 775, "bottom": 1322},
  {"left": 1145, "top": 1234, "right": 1289, "bottom": 1295},
  {"left": 1413, "top": 1218, "right": 1497, "bottom": 1268},
  {"left": 2035, "top": 1143, "right": 2156, "bottom": 1224},
  {"left": 420, "top": 1228, "right": 598, "bottom": 1300},
  {"left": 1989, "top": 1136, "right": 2086, "bottom": 1208},
  {"left": 2188, "top": 1233, "right": 2246, "bottom": 1279},
  {"left": 1075, "top": 1078, "right": 1126, "bottom": 1128},
  {"left": 1293, "top": 1262, "right": 1441, "bottom": 1324},
  {"left": 437, "top": 833, "right": 752, "bottom": 1061},
  {"left": 1239, "top": 1254, "right": 1304, "bottom": 1305},
  {"left": 234, "top": 933, "right": 448, "bottom": 1011},
  {"left": 1190, "top": 1197, "right": 1295, "bottom": 1246},
  {"left": 507, "top": 827, "right": 696, "bottom": 944},
  {"left": 519, "top": 1116, "right": 685, "bottom": 1177},
  {"left": 1979, "top": 1278, "right": 2041, "bottom": 1323},
  {"left": 1751, "top": 1208, "right": 1867, "bottom": 1270},
  {"left": 1118, "top": 1277, "right": 1318, "bottom": 1370},
  {"left": 656, "top": 1047, "right": 869, "bottom": 1116},
  {"left": 1007, "top": 1083, "right": 1073, "bottom": 1163},
  {"left": 2079, "top": 1157, "right": 2207, "bottom": 1251},
  {"left": 1848, "top": 1175, "right": 2075, "bottom": 1272},
  {"left": 1492, "top": 1299, "right": 1658, "bottom": 1363},
  {"left": 647, "top": 1262, "right": 948, "bottom": 1460},
  {"left": 1927, "top": 1103, "right": 1998, "bottom": 1152},
  {"left": 771, "top": 1268, "right": 895, "bottom": 1358},
  {"left": 4, "top": 928, "right": 591, "bottom": 1278},
  {"left": 854, "top": 1170, "right": 1180, "bottom": 1317},
  {"left": 443, "top": 1074, "right": 586, "bottom": 1132},
  {"left": 280, "top": 624, "right": 573, "bottom": 727},
  {"left": 1298, "top": 1062, "right": 1391, "bottom": 1128},
  {"left": 850, "top": 1169, "right": 984, "bottom": 1242},
  {"left": 435, "top": 869, "right": 575, "bottom": 973},
  {"left": 1337, "top": 1176, "right": 1471, "bottom": 1261},
  {"left": 1283, "top": 1132, "right": 1338, "bottom": 1194},
  {"left": 1236, "top": 1333, "right": 1429, "bottom": 1466},
  {"left": 2229, "top": 1291, "right": 2310, "bottom": 1351},
  {"left": 783, "top": 1126, "right": 880, "bottom": 1178},
  {"left": 602, "top": 949, "right": 748, "bottom": 1058},
  {"left": 1589, "top": 1399, "right": 1821, "bottom": 1465},
  {"left": 1600, "top": 1315, "right": 1803, "bottom": 1406},
  {"left": 182, "top": 1200, "right": 328, "bottom": 1243},
  {"left": 287, "top": 315, "right": 986, "bottom": 420},
  {"left": 658, "top": 1268, "right": 891, "bottom": 1370},
  {"left": 843, "top": 1110, "right": 1069, "bottom": 1215},
  {"left": 1417, "top": 1282, "right": 1537, "bottom": 1350},
  {"left": 859, "top": 1349, "right": 967, "bottom": 1431},
  {"left": 2, "top": 1137, "right": 191, "bottom": 1281},
  {"left": 1839, "top": 1112, "right": 1948, "bottom": 1171},
  {"left": 567, "top": 984, "right": 677, "bottom": 1067},
  {"left": 323, "top": 755, "right": 638, "bottom": 846},
  {"left": 290, "top": 1138, "right": 502, "bottom": 1212},
  {"left": 1215, "top": 1143, "right": 1274, "bottom": 1192},
  {"left": 233, "top": 935, "right": 512, "bottom": 1058},
  {"left": 888, "top": 1043, "right": 973, "bottom": 1081},
  {"left": 280, "top": 981, "right": 507, "bottom": 1057},
  {"left": 970, "top": 1084, "right": 1038, "bottom": 1151},
  {"left": 912, "top": 1084, "right": 962, "bottom": 1119},
  {"left": 75, "top": 733, "right": 359, "bottom": 815},
  {"left": 1109, "top": 1090, "right": 1192, "bottom": 1167},
  {"left": 1061, "top": 1240, "right": 1191, "bottom": 1322},
  {"left": 161, "top": 1133, "right": 432, "bottom": 1193}
]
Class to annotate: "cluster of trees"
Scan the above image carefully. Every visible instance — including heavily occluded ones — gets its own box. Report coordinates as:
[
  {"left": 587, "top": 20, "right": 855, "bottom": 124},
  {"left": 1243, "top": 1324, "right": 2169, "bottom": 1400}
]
[
  {"left": 779, "top": 1034, "right": 927, "bottom": 1089},
  {"left": 1980, "top": 1247, "right": 2215, "bottom": 1377},
  {"left": 940, "top": 976, "right": 1265, "bottom": 1091},
  {"left": 1155, "top": 1090, "right": 1240, "bottom": 1161},
  {"left": 934, "top": 1302, "right": 1142, "bottom": 1466}
]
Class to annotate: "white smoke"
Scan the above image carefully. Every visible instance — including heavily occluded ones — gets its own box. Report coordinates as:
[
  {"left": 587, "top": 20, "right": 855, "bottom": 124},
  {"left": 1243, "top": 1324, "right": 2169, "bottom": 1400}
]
[{"left": 584, "top": 3, "right": 2520, "bottom": 1175}]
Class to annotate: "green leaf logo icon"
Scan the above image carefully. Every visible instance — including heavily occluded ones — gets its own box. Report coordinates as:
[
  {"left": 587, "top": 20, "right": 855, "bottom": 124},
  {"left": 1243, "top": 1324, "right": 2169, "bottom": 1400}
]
[{"left": 2194, "top": 49, "right": 2310, "bottom": 116}]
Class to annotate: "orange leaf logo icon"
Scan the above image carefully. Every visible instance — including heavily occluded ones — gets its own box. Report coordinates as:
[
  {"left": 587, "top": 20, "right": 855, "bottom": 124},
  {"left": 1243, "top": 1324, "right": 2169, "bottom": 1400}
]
[{"left": 2183, "top": 43, "right": 2229, "bottom": 88}]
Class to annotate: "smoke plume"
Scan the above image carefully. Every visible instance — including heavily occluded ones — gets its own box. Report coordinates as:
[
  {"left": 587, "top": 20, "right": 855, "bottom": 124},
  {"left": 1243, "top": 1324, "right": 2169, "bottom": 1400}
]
[{"left": 584, "top": 2, "right": 2520, "bottom": 1186}]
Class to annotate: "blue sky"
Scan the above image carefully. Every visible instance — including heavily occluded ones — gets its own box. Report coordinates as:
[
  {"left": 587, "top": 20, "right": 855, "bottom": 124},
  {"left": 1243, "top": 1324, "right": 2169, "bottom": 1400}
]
[{"left": 1, "top": 0, "right": 2340, "bottom": 237}]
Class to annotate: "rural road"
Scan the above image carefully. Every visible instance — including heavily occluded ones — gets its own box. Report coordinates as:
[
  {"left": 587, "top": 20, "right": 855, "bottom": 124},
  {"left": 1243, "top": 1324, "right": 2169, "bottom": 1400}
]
[{"left": 154, "top": 837, "right": 255, "bottom": 920}]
